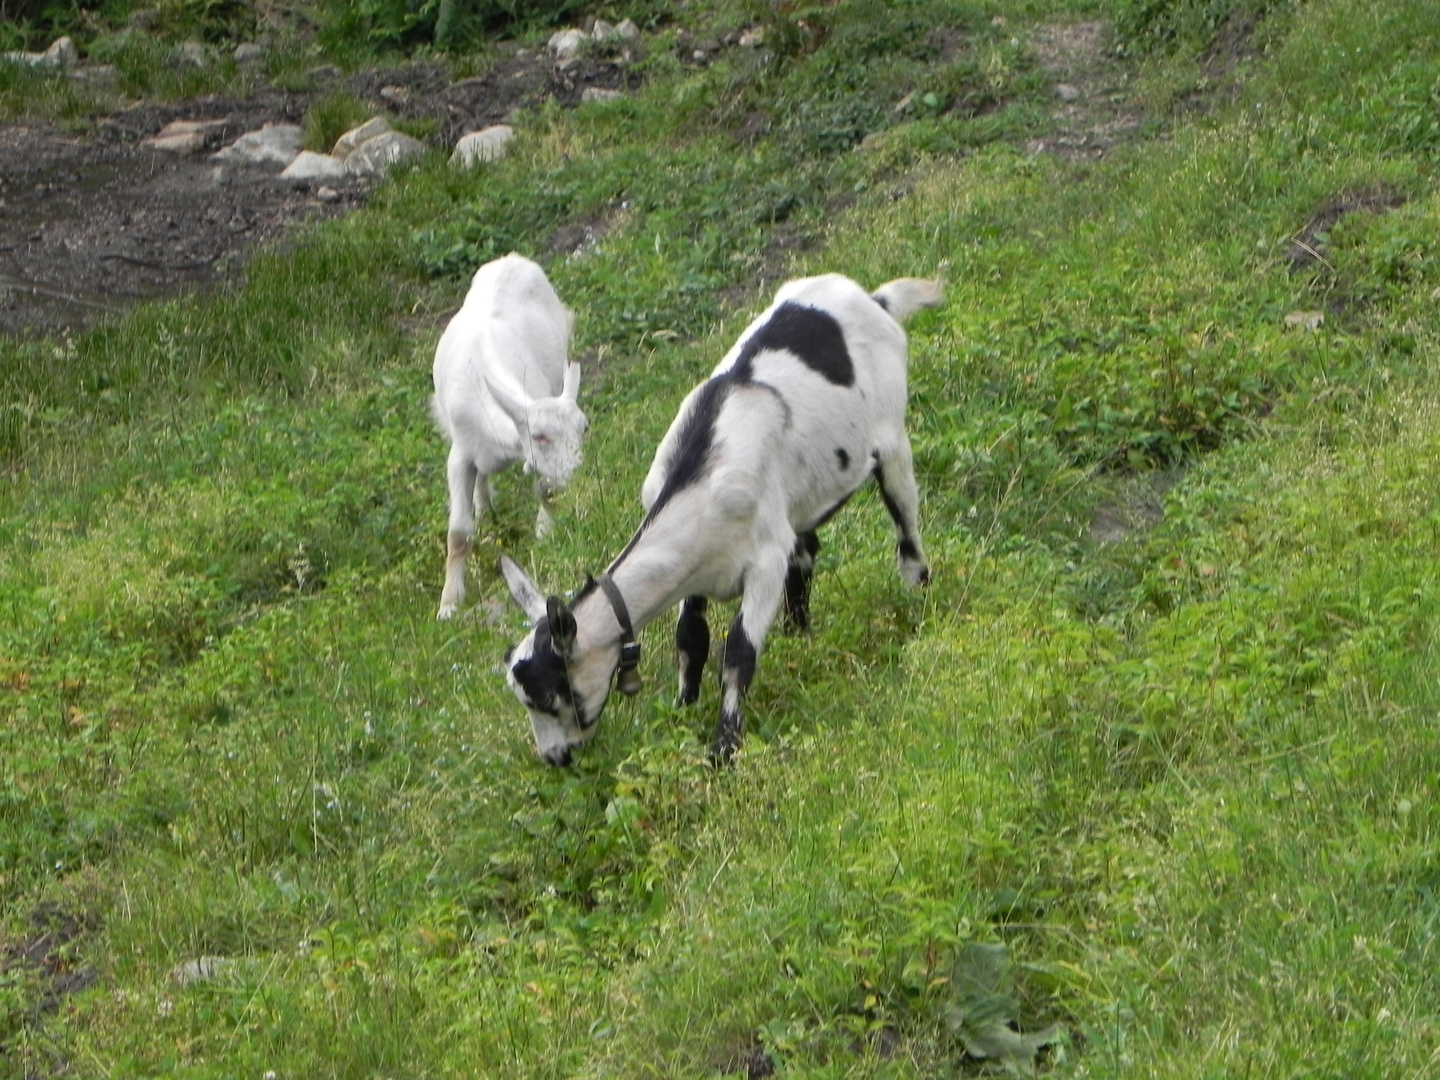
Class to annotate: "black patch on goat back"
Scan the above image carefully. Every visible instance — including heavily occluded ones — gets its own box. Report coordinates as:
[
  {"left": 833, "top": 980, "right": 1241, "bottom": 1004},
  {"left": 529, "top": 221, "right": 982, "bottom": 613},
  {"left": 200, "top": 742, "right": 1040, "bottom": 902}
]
[
  {"left": 835, "top": 447, "right": 850, "bottom": 471},
  {"left": 733, "top": 302, "right": 854, "bottom": 387},
  {"left": 614, "top": 377, "right": 734, "bottom": 559}
]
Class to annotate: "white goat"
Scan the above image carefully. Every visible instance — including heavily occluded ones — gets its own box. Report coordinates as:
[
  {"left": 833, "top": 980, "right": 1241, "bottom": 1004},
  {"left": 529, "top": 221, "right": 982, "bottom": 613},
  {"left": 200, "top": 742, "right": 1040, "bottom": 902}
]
[
  {"left": 432, "top": 253, "right": 586, "bottom": 620},
  {"left": 500, "top": 272, "right": 942, "bottom": 765}
]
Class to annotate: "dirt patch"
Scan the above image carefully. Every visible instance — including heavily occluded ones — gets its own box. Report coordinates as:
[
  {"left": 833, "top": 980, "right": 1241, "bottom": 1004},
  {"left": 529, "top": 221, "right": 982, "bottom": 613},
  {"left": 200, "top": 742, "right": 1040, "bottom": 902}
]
[
  {"left": 1, "top": 903, "right": 100, "bottom": 1019},
  {"left": 1287, "top": 183, "right": 1407, "bottom": 270},
  {"left": 0, "top": 105, "right": 360, "bottom": 339},
  {"left": 0, "top": 50, "right": 639, "bottom": 340},
  {"left": 1027, "top": 21, "right": 1146, "bottom": 161},
  {"left": 1089, "top": 470, "right": 1180, "bottom": 545}
]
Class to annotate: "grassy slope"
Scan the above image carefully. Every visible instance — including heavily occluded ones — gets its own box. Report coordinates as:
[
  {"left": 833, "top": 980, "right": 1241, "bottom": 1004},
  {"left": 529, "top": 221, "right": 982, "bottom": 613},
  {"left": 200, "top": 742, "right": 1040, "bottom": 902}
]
[{"left": 3, "top": 0, "right": 1440, "bottom": 1076}]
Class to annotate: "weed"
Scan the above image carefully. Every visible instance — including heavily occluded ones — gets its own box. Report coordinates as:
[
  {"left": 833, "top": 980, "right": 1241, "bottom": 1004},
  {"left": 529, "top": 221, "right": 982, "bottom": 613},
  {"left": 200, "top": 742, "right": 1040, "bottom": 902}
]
[{"left": 302, "top": 91, "right": 375, "bottom": 153}]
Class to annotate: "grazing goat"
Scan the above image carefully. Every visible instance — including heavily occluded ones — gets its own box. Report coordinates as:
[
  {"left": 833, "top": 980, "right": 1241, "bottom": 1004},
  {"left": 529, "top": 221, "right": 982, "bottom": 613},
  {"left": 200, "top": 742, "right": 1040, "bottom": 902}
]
[
  {"left": 432, "top": 253, "right": 586, "bottom": 620},
  {"left": 500, "top": 272, "right": 942, "bottom": 766}
]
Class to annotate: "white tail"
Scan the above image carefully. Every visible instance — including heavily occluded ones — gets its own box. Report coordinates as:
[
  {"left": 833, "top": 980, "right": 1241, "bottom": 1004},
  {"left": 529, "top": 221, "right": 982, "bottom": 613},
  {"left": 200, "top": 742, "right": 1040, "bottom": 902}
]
[{"left": 872, "top": 277, "right": 944, "bottom": 323}]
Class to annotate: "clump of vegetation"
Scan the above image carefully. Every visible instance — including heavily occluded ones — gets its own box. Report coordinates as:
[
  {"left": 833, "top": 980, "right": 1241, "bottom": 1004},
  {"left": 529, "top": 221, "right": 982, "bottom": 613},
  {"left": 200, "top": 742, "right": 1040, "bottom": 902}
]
[
  {"left": 301, "top": 90, "right": 375, "bottom": 152},
  {"left": 1115, "top": 0, "right": 1297, "bottom": 53}
]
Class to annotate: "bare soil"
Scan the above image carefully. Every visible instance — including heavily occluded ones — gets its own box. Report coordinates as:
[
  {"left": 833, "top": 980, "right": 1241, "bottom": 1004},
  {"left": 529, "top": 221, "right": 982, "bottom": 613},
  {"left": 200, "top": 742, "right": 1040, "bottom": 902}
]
[
  {"left": 1028, "top": 21, "right": 1146, "bottom": 161},
  {"left": 0, "top": 51, "right": 635, "bottom": 339}
]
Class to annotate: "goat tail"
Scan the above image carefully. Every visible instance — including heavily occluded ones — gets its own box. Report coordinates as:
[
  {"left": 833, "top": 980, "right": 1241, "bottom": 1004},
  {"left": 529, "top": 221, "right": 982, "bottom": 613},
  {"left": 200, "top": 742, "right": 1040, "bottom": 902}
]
[{"left": 872, "top": 277, "right": 944, "bottom": 323}]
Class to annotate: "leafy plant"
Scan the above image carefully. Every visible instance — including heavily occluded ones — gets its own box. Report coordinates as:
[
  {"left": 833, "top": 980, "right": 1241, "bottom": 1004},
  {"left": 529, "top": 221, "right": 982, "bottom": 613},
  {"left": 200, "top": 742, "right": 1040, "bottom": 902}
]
[{"left": 943, "top": 943, "right": 1065, "bottom": 1078}]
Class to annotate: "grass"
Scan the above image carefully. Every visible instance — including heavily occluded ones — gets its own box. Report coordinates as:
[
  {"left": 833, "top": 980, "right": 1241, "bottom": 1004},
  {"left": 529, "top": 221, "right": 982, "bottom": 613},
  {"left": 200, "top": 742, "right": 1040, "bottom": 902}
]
[{"left": 4, "top": 0, "right": 1440, "bottom": 1076}]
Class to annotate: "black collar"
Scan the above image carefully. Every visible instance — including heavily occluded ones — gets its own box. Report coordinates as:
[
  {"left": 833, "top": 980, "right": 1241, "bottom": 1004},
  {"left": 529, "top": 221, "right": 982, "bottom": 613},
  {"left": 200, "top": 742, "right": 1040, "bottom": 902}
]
[{"left": 595, "top": 573, "right": 643, "bottom": 693}]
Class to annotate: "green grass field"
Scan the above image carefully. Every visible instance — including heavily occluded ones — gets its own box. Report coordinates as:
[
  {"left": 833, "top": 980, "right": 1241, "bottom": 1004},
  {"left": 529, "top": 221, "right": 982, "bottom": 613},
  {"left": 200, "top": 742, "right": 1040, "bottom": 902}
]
[{"left": 3, "top": 0, "right": 1440, "bottom": 1076}]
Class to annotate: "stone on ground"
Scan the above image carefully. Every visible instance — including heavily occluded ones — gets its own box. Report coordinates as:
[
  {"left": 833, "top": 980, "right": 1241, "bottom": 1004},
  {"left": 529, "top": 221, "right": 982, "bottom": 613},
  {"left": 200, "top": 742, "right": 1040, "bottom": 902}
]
[
  {"left": 333, "top": 116, "right": 392, "bottom": 160},
  {"left": 344, "top": 131, "right": 426, "bottom": 177},
  {"left": 212, "top": 124, "right": 304, "bottom": 171},
  {"left": 450, "top": 125, "right": 514, "bottom": 167},
  {"left": 281, "top": 151, "right": 350, "bottom": 183}
]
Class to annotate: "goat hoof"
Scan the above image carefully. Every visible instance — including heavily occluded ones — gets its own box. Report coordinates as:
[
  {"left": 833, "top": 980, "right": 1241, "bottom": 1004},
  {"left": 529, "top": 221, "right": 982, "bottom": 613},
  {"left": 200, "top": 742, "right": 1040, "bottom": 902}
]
[
  {"left": 901, "top": 560, "right": 930, "bottom": 588},
  {"left": 437, "top": 605, "right": 457, "bottom": 620}
]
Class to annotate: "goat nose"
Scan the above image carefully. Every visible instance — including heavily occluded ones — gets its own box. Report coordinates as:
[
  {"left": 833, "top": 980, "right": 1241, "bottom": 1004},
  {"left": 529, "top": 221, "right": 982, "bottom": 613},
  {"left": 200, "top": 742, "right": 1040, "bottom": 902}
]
[{"left": 545, "top": 746, "right": 573, "bottom": 768}]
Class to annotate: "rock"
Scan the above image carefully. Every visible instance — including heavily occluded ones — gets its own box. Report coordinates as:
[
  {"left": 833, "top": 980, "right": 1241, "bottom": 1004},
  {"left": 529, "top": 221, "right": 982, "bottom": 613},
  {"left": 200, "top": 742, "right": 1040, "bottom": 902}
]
[
  {"left": 613, "top": 19, "right": 640, "bottom": 41},
  {"left": 592, "top": 19, "right": 615, "bottom": 42},
  {"left": 281, "top": 150, "right": 349, "bottom": 184},
  {"left": 1056, "top": 83, "right": 1081, "bottom": 102},
  {"left": 4, "top": 35, "right": 78, "bottom": 69},
  {"left": 316, "top": 186, "right": 342, "bottom": 203},
  {"left": 176, "top": 41, "right": 209, "bottom": 68},
  {"left": 234, "top": 42, "right": 265, "bottom": 65},
  {"left": 344, "top": 131, "right": 425, "bottom": 178},
  {"left": 379, "top": 85, "right": 408, "bottom": 104},
  {"left": 308, "top": 64, "right": 341, "bottom": 82},
  {"left": 129, "top": 9, "right": 159, "bottom": 29},
  {"left": 1283, "top": 310, "right": 1324, "bottom": 332},
  {"left": 739, "top": 27, "right": 765, "bottom": 48},
  {"left": 171, "top": 957, "right": 233, "bottom": 987},
  {"left": 450, "top": 124, "right": 514, "bottom": 167},
  {"left": 45, "top": 36, "right": 78, "bottom": 68},
  {"left": 141, "top": 118, "right": 231, "bottom": 154},
  {"left": 581, "top": 87, "right": 622, "bottom": 104},
  {"left": 548, "top": 28, "right": 589, "bottom": 61},
  {"left": 70, "top": 64, "right": 118, "bottom": 85},
  {"left": 333, "top": 116, "right": 392, "bottom": 160},
  {"left": 212, "top": 124, "right": 304, "bottom": 171}
]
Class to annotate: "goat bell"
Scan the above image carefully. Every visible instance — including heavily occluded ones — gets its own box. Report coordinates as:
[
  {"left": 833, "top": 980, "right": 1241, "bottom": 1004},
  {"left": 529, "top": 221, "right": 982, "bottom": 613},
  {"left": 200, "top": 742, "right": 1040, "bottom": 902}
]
[{"left": 616, "top": 641, "right": 643, "bottom": 696}]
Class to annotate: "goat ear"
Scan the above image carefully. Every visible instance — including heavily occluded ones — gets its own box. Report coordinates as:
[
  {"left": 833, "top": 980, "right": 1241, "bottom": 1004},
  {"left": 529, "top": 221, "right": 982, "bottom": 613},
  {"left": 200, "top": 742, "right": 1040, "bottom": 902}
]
[
  {"left": 499, "top": 556, "right": 547, "bottom": 621},
  {"left": 546, "top": 595, "right": 578, "bottom": 657},
  {"left": 562, "top": 362, "right": 581, "bottom": 403},
  {"left": 486, "top": 377, "right": 530, "bottom": 430}
]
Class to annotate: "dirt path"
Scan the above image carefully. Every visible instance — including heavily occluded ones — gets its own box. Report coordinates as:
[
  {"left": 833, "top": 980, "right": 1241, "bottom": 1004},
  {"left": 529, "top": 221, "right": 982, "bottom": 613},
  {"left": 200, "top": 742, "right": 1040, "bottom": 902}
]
[{"left": 0, "top": 51, "right": 632, "bottom": 339}]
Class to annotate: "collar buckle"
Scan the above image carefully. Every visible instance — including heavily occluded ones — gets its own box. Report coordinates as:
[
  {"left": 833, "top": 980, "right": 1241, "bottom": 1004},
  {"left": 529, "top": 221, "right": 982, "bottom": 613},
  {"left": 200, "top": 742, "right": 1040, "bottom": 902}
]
[{"left": 596, "top": 573, "right": 644, "bottom": 697}]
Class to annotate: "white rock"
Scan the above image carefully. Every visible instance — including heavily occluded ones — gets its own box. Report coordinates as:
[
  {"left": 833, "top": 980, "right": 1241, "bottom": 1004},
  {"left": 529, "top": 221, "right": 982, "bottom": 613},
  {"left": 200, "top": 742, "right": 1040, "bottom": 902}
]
[
  {"left": 592, "top": 19, "right": 615, "bottom": 42},
  {"left": 316, "top": 186, "right": 342, "bottom": 202},
  {"left": 177, "top": 41, "right": 209, "bottom": 68},
  {"left": 344, "top": 131, "right": 426, "bottom": 178},
  {"left": 450, "top": 124, "right": 514, "bottom": 167},
  {"left": 613, "top": 19, "right": 640, "bottom": 41},
  {"left": 738, "top": 27, "right": 765, "bottom": 48},
  {"left": 71, "top": 63, "right": 117, "bottom": 85},
  {"left": 4, "top": 35, "right": 78, "bottom": 69},
  {"left": 212, "top": 124, "right": 304, "bottom": 170},
  {"left": 234, "top": 42, "right": 265, "bottom": 65},
  {"left": 581, "top": 87, "right": 622, "bottom": 104},
  {"left": 45, "top": 36, "right": 78, "bottom": 68},
  {"left": 1056, "top": 83, "right": 1081, "bottom": 102},
  {"left": 281, "top": 150, "right": 349, "bottom": 183},
  {"left": 548, "top": 28, "right": 589, "bottom": 61},
  {"left": 333, "top": 116, "right": 392, "bottom": 160},
  {"left": 171, "top": 957, "right": 233, "bottom": 987},
  {"left": 141, "top": 118, "right": 230, "bottom": 154}
]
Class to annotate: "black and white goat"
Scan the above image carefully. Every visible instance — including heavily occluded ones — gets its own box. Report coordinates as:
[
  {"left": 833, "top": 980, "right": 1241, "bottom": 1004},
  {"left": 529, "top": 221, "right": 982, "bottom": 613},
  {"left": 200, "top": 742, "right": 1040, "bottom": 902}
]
[
  {"left": 432, "top": 253, "right": 586, "bottom": 620},
  {"left": 500, "top": 272, "right": 943, "bottom": 765}
]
